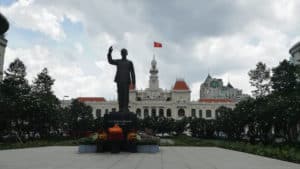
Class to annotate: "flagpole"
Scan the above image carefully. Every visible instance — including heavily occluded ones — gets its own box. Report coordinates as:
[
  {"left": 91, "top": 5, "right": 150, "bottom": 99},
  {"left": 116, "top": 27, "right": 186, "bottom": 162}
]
[{"left": 153, "top": 41, "right": 155, "bottom": 60}]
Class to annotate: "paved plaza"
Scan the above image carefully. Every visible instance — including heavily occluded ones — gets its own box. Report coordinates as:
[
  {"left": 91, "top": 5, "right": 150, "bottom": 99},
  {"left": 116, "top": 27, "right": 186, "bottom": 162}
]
[{"left": 0, "top": 146, "right": 299, "bottom": 169}]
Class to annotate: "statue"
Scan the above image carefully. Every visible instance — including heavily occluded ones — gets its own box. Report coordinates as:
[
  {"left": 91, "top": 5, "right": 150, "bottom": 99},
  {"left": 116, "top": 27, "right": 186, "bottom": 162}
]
[
  {"left": 0, "top": 13, "right": 9, "bottom": 35},
  {"left": 107, "top": 46, "right": 135, "bottom": 113}
]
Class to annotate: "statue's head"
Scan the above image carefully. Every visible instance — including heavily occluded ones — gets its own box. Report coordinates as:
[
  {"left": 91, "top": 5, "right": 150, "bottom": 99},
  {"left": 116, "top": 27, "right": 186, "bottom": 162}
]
[{"left": 121, "top": 48, "right": 128, "bottom": 59}]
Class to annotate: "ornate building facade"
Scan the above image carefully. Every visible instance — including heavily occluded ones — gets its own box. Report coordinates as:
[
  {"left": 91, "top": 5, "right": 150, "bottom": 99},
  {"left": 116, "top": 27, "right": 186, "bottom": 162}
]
[
  {"left": 76, "top": 57, "right": 248, "bottom": 120},
  {"left": 200, "top": 74, "right": 248, "bottom": 102}
]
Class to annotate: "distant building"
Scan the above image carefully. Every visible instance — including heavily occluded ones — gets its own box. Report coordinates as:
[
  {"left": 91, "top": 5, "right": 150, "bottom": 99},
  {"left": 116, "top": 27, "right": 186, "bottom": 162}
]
[
  {"left": 289, "top": 41, "right": 300, "bottom": 66},
  {"left": 200, "top": 74, "right": 249, "bottom": 102},
  {"left": 70, "top": 57, "right": 249, "bottom": 120}
]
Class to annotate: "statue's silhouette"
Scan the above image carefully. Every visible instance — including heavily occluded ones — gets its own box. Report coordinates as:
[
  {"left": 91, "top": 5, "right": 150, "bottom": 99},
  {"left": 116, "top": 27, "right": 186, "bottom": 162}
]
[
  {"left": 107, "top": 46, "right": 135, "bottom": 112},
  {"left": 0, "top": 13, "right": 9, "bottom": 35}
]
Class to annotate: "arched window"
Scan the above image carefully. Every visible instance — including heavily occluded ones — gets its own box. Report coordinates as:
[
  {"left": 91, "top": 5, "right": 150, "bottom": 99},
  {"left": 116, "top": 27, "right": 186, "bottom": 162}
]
[
  {"left": 191, "top": 109, "right": 196, "bottom": 117},
  {"left": 136, "top": 108, "right": 141, "bottom": 117},
  {"left": 96, "top": 109, "right": 101, "bottom": 118},
  {"left": 144, "top": 109, "right": 149, "bottom": 117},
  {"left": 151, "top": 108, "right": 156, "bottom": 117},
  {"left": 167, "top": 109, "right": 172, "bottom": 117},
  {"left": 159, "top": 109, "right": 164, "bottom": 117},
  {"left": 178, "top": 108, "right": 185, "bottom": 117},
  {"left": 199, "top": 110, "right": 203, "bottom": 118},
  {"left": 206, "top": 110, "right": 212, "bottom": 118}
]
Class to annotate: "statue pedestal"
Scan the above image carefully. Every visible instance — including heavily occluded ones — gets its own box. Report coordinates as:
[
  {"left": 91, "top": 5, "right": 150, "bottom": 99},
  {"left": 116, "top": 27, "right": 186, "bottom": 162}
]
[{"left": 103, "top": 111, "right": 137, "bottom": 131}]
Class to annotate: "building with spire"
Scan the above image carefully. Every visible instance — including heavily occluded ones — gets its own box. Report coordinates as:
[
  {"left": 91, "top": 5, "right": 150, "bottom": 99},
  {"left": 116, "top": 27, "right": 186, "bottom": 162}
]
[
  {"left": 200, "top": 74, "right": 248, "bottom": 102},
  {"left": 75, "top": 56, "right": 248, "bottom": 120}
]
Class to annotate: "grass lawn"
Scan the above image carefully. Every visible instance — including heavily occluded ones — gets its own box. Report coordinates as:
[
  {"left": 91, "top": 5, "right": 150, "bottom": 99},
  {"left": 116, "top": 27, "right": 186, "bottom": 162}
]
[{"left": 164, "top": 135, "right": 300, "bottom": 164}]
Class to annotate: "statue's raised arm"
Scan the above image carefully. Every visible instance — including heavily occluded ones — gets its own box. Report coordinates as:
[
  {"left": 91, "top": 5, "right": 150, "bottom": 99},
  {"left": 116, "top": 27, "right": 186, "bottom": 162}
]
[{"left": 107, "top": 46, "right": 117, "bottom": 65}]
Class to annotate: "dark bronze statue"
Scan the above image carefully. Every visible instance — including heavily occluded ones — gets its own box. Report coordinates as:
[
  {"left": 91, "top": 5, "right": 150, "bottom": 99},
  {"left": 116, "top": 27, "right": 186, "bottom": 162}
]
[
  {"left": 0, "top": 13, "right": 9, "bottom": 35},
  {"left": 107, "top": 46, "right": 135, "bottom": 112}
]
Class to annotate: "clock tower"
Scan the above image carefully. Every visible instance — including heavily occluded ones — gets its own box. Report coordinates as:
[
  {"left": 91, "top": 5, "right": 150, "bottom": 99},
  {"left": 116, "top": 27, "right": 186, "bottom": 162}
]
[{"left": 149, "top": 56, "right": 159, "bottom": 89}]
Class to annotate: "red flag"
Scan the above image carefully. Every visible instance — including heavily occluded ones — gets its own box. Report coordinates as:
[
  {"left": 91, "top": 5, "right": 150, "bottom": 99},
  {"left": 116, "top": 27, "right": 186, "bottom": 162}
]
[{"left": 154, "top": 41, "right": 162, "bottom": 48}]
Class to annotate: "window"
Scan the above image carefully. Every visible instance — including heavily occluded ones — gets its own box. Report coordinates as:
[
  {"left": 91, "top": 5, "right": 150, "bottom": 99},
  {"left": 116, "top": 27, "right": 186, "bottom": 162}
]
[
  {"left": 191, "top": 109, "right": 196, "bottom": 117},
  {"left": 167, "top": 109, "right": 172, "bottom": 117},
  {"left": 151, "top": 108, "right": 156, "bottom": 117},
  {"left": 136, "top": 108, "right": 141, "bottom": 117},
  {"left": 206, "top": 110, "right": 212, "bottom": 118},
  {"left": 105, "top": 109, "right": 109, "bottom": 114},
  {"left": 96, "top": 109, "right": 101, "bottom": 118},
  {"left": 199, "top": 110, "right": 203, "bottom": 118},
  {"left": 144, "top": 109, "right": 149, "bottom": 117},
  {"left": 159, "top": 109, "right": 164, "bottom": 117},
  {"left": 178, "top": 108, "right": 185, "bottom": 117},
  {"left": 112, "top": 108, "right": 116, "bottom": 112}
]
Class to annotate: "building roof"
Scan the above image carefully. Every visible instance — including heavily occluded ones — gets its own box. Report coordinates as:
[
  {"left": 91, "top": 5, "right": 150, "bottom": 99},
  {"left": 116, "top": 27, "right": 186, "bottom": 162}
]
[
  {"left": 78, "top": 97, "right": 106, "bottom": 102},
  {"left": 173, "top": 79, "right": 190, "bottom": 90},
  {"left": 227, "top": 82, "right": 233, "bottom": 88},
  {"left": 198, "top": 98, "right": 233, "bottom": 103},
  {"left": 204, "top": 74, "right": 212, "bottom": 83}
]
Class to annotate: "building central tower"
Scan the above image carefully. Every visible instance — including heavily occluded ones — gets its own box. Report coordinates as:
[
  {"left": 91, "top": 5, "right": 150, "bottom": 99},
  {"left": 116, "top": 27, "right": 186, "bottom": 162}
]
[{"left": 149, "top": 56, "right": 159, "bottom": 89}]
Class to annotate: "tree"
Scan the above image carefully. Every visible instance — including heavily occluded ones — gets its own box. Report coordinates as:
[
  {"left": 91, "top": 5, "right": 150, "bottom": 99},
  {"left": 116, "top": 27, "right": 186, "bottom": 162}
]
[
  {"left": 68, "top": 99, "right": 94, "bottom": 137},
  {"left": 253, "top": 96, "right": 274, "bottom": 144},
  {"left": 30, "top": 68, "right": 61, "bottom": 137},
  {"left": 270, "top": 60, "right": 299, "bottom": 142},
  {"left": 234, "top": 98, "right": 257, "bottom": 143},
  {"left": 216, "top": 106, "right": 236, "bottom": 139},
  {"left": 0, "top": 58, "right": 31, "bottom": 138},
  {"left": 173, "top": 117, "right": 189, "bottom": 136},
  {"left": 156, "top": 117, "right": 174, "bottom": 136},
  {"left": 189, "top": 118, "right": 206, "bottom": 137},
  {"left": 248, "top": 62, "right": 271, "bottom": 97},
  {"left": 271, "top": 60, "right": 297, "bottom": 93}
]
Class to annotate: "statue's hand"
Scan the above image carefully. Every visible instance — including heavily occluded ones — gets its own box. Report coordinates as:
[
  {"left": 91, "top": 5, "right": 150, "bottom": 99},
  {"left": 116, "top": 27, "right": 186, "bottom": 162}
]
[{"left": 108, "top": 46, "right": 113, "bottom": 53}]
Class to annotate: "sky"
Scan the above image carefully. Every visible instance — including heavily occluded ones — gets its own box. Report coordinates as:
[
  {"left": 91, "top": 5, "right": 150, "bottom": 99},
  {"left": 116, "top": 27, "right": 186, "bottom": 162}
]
[{"left": 1, "top": 0, "right": 299, "bottom": 100}]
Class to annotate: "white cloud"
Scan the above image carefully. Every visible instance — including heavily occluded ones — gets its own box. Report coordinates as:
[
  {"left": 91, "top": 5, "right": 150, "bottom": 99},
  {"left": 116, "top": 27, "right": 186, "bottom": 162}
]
[
  {"left": 4, "top": 45, "right": 118, "bottom": 99},
  {"left": 2, "top": 0, "right": 300, "bottom": 100},
  {"left": 0, "top": 0, "right": 73, "bottom": 40},
  {"left": 190, "top": 81, "right": 201, "bottom": 100},
  {"left": 74, "top": 42, "right": 83, "bottom": 55}
]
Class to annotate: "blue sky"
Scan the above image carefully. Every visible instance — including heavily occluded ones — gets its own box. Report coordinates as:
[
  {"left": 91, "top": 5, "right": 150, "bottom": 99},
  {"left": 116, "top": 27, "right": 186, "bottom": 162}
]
[{"left": 1, "top": 0, "right": 299, "bottom": 100}]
